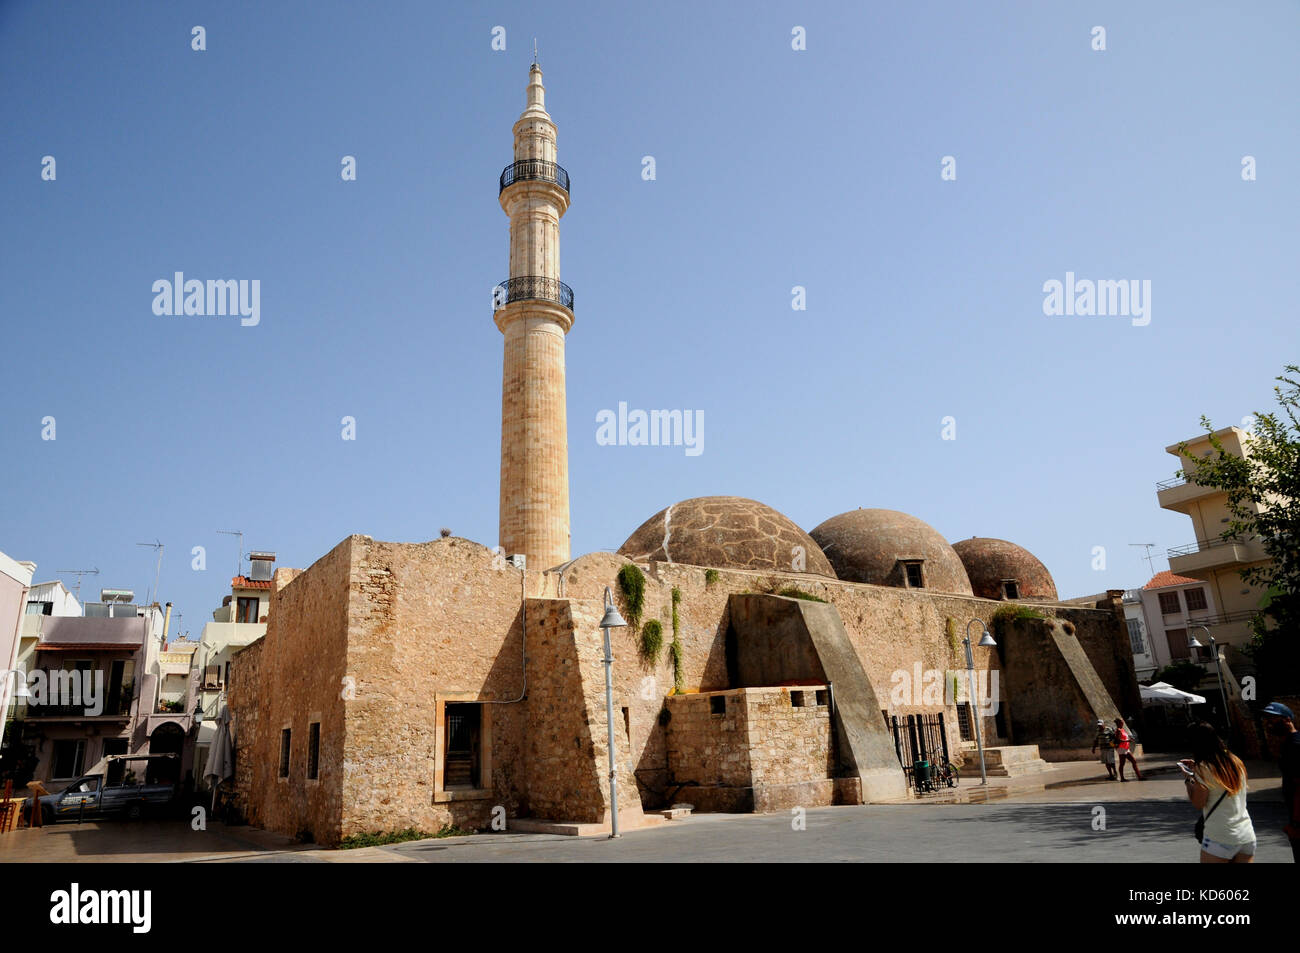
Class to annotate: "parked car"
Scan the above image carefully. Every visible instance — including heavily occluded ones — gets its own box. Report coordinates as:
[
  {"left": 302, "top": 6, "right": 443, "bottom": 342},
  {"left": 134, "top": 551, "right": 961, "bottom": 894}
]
[{"left": 29, "top": 753, "right": 180, "bottom": 823}]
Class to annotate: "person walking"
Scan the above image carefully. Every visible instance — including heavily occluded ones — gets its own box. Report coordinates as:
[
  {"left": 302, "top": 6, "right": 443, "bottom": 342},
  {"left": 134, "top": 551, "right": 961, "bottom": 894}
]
[
  {"left": 1259, "top": 701, "right": 1299, "bottom": 862},
  {"left": 1114, "top": 717, "right": 1142, "bottom": 781},
  {"left": 1091, "top": 719, "right": 1116, "bottom": 779},
  {"left": 1180, "top": 721, "right": 1255, "bottom": 863}
]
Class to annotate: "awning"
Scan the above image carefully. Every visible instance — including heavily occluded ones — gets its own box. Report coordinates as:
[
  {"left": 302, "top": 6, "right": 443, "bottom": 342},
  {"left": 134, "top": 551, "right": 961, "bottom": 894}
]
[{"left": 1140, "top": 681, "right": 1206, "bottom": 706}]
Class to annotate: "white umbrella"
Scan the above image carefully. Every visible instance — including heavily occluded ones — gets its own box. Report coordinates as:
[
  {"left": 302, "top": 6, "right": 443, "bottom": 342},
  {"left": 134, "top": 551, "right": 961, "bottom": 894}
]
[
  {"left": 1140, "top": 681, "right": 1206, "bottom": 706},
  {"left": 202, "top": 706, "right": 234, "bottom": 813}
]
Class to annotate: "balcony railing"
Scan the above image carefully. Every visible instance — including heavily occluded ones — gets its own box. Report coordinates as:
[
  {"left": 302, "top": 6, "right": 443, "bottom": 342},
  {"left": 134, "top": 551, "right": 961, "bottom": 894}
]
[
  {"left": 1156, "top": 476, "right": 1189, "bottom": 491},
  {"left": 499, "top": 159, "right": 570, "bottom": 196},
  {"left": 26, "top": 692, "right": 133, "bottom": 718},
  {"left": 493, "top": 275, "right": 574, "bottom": 312},
  {"left": 1167, "top": 537, "right": 1253, "bottom": 558}
]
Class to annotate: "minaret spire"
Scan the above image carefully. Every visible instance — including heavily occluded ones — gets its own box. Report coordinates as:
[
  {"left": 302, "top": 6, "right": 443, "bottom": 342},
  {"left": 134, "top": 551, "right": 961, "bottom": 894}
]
[{"left": 494, "top": 65, "right": 573, "bottom": 570}]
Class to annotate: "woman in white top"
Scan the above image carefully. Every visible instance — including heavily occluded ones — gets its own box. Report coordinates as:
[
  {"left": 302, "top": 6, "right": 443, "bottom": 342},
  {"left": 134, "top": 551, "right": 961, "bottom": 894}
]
[{"left": 1180, "top": 721, "right": 1255, "bottom": 863}]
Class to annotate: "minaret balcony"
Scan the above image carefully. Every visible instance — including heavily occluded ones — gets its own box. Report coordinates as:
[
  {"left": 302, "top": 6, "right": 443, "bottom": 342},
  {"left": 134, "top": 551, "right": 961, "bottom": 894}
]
[
  {"left": 499, "top": 159, "right": 570, "bottom": 196},
  {"left": 494, "top": 275, "right": 574, "bottom": 312}
]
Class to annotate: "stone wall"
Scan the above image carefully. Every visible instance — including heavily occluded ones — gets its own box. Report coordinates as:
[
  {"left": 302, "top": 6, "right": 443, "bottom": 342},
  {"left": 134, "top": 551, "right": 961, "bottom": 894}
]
[{"left": 229, "top": 535, "right": 1136, "bottom": 841}]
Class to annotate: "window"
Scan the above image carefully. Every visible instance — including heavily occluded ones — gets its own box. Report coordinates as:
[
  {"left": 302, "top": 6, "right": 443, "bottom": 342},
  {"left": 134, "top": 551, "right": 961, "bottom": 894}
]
[
  {"left": 1158, "top": 591, "right": 1181, "bottom": 615},
  {"left": 203, "top": 665, "right": 222, "bottom": 690},
  {"left": 1165, "top": 628, "right": 1189, "bottom": 661},
  {"left": 816, "top": 690, "right": 828, "bottom": 707},
  {"left": 1184, "top": 588, "right": 1208, "bottom": 612},
  {"left": 955, "top": 703, "right": 974, "bottom": 742},
  {"left": 25, "top": 601, "right": 53, "bottom": 615},
  {"left": 307, "top": 722, "right": 320, "bottom": 780},
  {"left": 236, "top": 596, "right": 260, "bottom": 624},
  {"left": 279, "top": 728, "right": 291, "bottom": 778},
  {"left": 902, "top": 561, "right": 925, "bottom": 589},
  {"left": 1002, "top": 580, "right": 1020, "bottom": 600},
  {"left": 68, "top": 776, "right": 100, "bottom": 794},
  {"left": 791, "top": 691, "right": 807, "bottom": 708},
  {"left": 52, "top": 740, "right": 86, "bottom": 779},
  {"left": 1126, "top": 619, "right": 1145, "bottom": 655},
  {"left": 444, "top": 703, "right": 481, "bottom": 788},
  {"left": 710, "top": 695, "right": 726, "bottom": 715}
]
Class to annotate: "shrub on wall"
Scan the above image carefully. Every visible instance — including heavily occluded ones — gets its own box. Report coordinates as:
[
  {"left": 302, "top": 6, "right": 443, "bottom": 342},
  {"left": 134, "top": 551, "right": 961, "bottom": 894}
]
[
  {"left": 641, "top": 619, "right": 664, "bottom": 665},
  {"left": 617, "top": 563, "right": 646, "bottom": 629}
]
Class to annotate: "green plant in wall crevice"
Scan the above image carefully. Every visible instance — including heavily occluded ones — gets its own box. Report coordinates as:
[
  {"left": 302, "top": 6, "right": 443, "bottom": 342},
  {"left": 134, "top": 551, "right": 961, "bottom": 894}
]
[
  {"left": 617, "top": 563, "right": 646, "bottom": 630},
  {"left": 671, "top": 587, "right": 684, "bottom": 692},
  {"left": 641, "top": 619, "right": 664, "bottom": 665}
]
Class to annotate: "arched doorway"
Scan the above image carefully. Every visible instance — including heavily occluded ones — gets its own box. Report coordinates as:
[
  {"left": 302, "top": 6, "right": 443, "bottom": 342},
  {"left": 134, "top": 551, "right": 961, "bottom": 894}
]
[{"left": 148, "top": 722, "right": 184, "bottom": 785}]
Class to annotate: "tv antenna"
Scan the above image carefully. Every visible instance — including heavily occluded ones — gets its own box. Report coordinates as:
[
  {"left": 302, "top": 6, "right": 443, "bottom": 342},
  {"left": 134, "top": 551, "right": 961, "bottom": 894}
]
[
  {"left": 56, "top": 567, "right": 100, "bottom": 605},
  {"left": 217, "top": 530, "right": 244, "bottom": 578},
  {"left": 1129, "top": 543, "right": 1158, "bottom": 578},
  {"left": 136, "top": 540, "right": 164, "bottom": 605}
]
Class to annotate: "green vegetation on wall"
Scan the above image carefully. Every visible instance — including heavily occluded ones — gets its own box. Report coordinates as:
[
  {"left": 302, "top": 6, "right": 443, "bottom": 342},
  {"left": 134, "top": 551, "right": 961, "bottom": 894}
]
[
  {"left": 671, "top": 587, "right": 684, "bottom": 692},
  {"left": 617, "top": 563, "right": 646, "bottom": 629},
  {"left": 704, "top": 568, "right": 720, "bottom": 586},
  {"left": 640, "top": 619, "right": 664, "bottom": 665}
]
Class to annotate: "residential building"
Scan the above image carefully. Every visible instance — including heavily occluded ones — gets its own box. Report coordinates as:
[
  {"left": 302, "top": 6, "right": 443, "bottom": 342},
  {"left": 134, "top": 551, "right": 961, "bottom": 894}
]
[
  {"left": 12, "top": 589, "right": 182, "bottom": 792},
  {"left": 0, "top": 551, "right": 37, "bottom": 757},
  {"left": 193, "top": 552, "right": 274, "bottom": 786},
  {"left": 1156, "top": 425, "right": 1272, "bottom": 656}
]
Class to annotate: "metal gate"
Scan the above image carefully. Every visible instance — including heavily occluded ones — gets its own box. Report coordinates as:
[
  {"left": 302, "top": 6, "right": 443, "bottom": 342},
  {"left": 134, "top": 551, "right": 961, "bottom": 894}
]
[{"left": 888, "top": 713, "right": 950, "bottom": 788}]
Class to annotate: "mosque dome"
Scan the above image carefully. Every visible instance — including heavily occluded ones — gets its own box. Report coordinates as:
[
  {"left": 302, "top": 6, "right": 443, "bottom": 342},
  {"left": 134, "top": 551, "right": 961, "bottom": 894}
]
[
  {"left": 617, "top": 496, "right": 834, "bottom": 576},
  {"left": 808, "top": 509, "right": 973, "bottom": 595},
  {"left": 951, "top": 537, "right": 1058, "bottom": 601}
]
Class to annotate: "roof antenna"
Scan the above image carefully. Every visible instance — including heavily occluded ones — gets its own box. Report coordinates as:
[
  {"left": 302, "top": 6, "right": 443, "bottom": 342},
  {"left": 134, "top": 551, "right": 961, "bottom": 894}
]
[{"left": 533, "top": 38, "right": 538, "bottom": 66}]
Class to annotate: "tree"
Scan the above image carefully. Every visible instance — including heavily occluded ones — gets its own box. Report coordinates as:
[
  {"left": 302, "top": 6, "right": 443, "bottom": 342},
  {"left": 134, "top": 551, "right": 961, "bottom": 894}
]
[{"left": 1177, "top": 365, "right": 1300, "bottom": 693}]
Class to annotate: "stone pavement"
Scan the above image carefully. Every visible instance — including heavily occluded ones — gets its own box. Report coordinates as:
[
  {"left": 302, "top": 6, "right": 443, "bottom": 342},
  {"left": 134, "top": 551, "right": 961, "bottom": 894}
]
[{"left": 0, "top": 759, "right": 1289, "bottom": 863}]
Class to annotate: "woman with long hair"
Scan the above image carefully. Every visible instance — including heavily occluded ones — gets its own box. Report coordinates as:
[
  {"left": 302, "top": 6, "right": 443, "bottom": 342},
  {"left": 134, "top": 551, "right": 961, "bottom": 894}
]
[{"left": 1180, "top": 722, "right": 1255, "bottom": 863}]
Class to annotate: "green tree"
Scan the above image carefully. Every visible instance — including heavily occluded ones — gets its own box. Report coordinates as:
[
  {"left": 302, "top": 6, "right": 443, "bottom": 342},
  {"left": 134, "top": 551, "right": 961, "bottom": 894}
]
[{"left": 1176, "top": 365, "right": 1300, "bottom": 692}]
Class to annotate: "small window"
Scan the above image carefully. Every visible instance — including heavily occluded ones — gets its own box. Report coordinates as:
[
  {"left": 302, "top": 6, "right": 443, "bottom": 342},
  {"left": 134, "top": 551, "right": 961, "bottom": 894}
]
[
  {"left": 1165, "top": 628, "right": 1189, "bottom": 661},
  {"left": 1158, "top": 591, "right": 1181, "bottom": 615},
  {"left": 815, "top": 690, "right": 828, "bottom": 707},
  {"left": 709, "top": 695, "right": 726, "bottom": 715},
  {"left": 1126, "top": 618, "right": 1145, "bottom": 654},
  {"left": 279, "top": 728, "right": 291, "bottom": 778},
  {"left": 25, "top": 601, "right": 53, "bottom": 615},
  {"left": 236, "top": 596, "right": 260, "bottom": 624},
  {"left": 791, "top": 691, "right": 806, "bottom": 708},
  {"left": 307, "top": 722, "right": 320, "bottom": 780},
  {"left": 52, "top": 740, "right": 86, "bottom": 779},
  {"left": 903, "top": 561, "right": 925, "bottom": 589},
  {"left": 1184, "top": 588, "right": 1207, "bottom": 612},
  {"left": 955, "top": 703, "right": 974, "bottom": 742},
  {"left": 1002, "top": 580, "right": 1020, "bottom": 600}
]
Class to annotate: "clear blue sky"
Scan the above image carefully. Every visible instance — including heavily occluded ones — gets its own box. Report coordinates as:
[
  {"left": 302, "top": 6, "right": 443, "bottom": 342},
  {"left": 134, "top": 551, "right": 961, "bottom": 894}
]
[{"left": 2, "top": 1, "right": 1296, "bottom": 635}]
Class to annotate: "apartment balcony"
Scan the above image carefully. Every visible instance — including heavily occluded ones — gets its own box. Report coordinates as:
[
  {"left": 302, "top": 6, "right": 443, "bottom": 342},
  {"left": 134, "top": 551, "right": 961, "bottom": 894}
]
[
  {"left": 1167, "top": 537, "right": 1268, "bottom": 576},
  {"left": 24, "top": 692, "right": 134, "bottom": 721},
  {"left": 1155, "top": 475, "right": 1220, "bottom": 513}
]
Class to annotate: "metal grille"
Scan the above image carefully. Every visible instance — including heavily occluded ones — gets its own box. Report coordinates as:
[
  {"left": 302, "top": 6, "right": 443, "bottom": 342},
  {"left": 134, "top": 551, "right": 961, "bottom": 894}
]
[
  {"left": 889, "top": 712, "right": 952, "bottom": 785},
  {"left": 499, "top": 158, "right": 570, "bottom": 195},
  {"left": 493, "top": 275, "right": 574, "bottom": 312}
]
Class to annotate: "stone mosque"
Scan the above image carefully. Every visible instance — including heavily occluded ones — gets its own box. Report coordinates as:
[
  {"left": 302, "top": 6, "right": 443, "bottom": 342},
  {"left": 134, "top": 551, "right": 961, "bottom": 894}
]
[{"left": 228, "top": 66, "right": 1139, "bottom": 843}]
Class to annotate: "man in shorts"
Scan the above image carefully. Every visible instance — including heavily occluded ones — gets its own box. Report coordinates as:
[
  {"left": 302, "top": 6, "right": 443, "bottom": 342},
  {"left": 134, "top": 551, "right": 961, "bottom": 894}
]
[{"left": 1091, "top": 719, "right": 1116, "bottom": 779}]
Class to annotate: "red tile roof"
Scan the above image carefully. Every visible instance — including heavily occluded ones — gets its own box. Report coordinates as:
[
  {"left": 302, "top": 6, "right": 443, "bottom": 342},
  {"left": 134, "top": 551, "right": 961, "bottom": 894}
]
[
  {"left": 1143, "top": 570, "right": 1203, "bottom": 590},
  {"left": 231, "top": 576, "right": 273, "bottom": 590}
]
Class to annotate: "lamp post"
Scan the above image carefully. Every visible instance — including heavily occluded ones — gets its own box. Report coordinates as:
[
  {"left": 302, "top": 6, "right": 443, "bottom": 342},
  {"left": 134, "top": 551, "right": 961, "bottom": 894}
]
[
  {"left": 963, "top": 619, "right": 998, "bottom": 786},
  {"left": 1188, "top": 624, "right": 1231, "bottom": 732},
  {"left": 599, "top": 586, "right": 628, "bottom": 839}
]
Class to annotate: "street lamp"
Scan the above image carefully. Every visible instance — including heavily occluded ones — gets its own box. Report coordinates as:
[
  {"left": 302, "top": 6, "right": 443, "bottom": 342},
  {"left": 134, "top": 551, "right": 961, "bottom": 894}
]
[
  {"left": 599, "top": 586, "right": 628, "bottom": 839},
  {"left": 1188, "top": 624, "right": 1231, "bottom": 732},
  {"left": 963, "top": 619, "right": 998, "bottom": 786}
]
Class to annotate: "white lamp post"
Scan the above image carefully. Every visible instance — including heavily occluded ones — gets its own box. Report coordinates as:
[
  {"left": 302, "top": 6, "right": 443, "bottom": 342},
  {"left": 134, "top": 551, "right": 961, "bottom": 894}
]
[
  {"left": 963, "top": 620, "right": 998, "bottom": 786},
  {"left": 599, "top": 586, "right": 628, "bottom": 839},
  {"left": 1188, "top": 624, "right": 1231, "bottom": 732}
]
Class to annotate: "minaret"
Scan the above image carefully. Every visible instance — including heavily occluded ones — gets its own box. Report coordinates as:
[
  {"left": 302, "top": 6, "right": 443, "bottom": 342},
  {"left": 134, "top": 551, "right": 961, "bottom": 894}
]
[{"left": 495, "top": 62, "right": 572, "bottom": 570}]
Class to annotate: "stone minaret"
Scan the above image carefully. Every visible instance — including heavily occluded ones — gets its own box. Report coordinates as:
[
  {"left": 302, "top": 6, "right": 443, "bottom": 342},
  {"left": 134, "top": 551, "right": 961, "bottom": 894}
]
[{"left": 495, "top": 62, "right": 572, "bottom": 570}]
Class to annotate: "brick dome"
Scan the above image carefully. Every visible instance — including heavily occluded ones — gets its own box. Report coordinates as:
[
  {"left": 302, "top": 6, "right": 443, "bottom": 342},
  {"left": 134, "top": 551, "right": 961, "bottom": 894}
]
[
  {"left": 952, "top": 537, "right": 1058, "bottom": 601},
  {"left": 618, "top": 496, "right": 834, "bottom": 576},
  {"left": 808, "top": 509, "right": 973, "bottom": 595}
]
